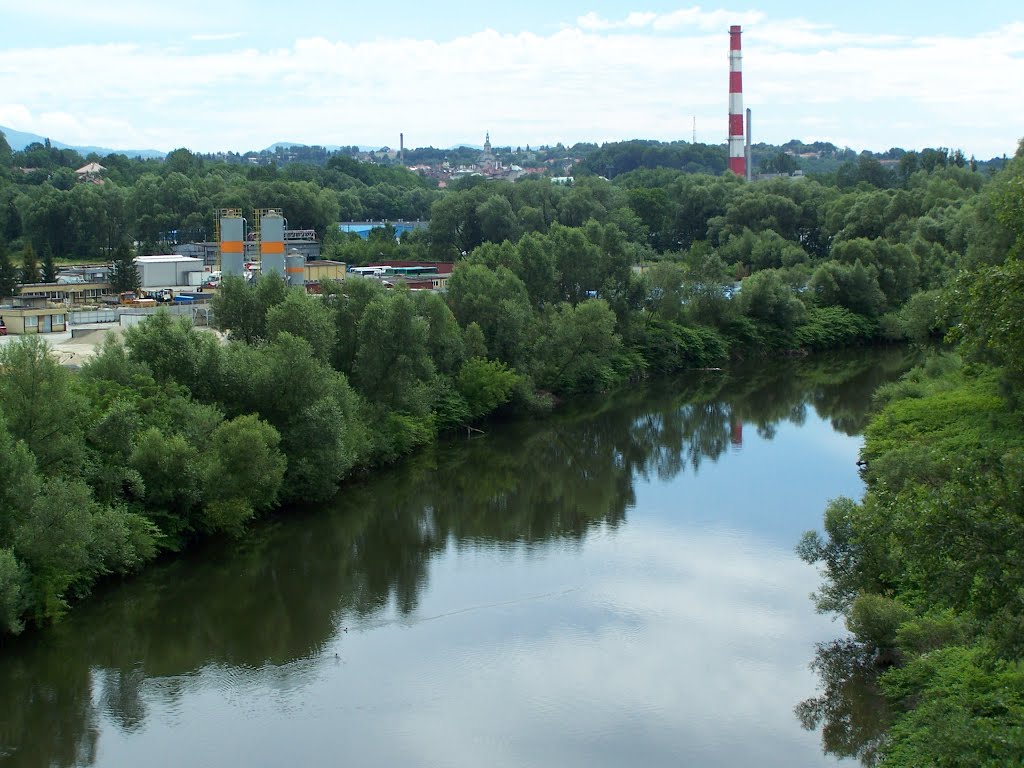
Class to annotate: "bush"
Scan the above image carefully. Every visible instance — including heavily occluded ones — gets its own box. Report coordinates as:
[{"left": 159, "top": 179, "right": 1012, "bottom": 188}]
[
  {"left": 795, "top": 306, "right": 876, "bottom": 350},
  {"left": 847, "top": 593, "right": 912, "bottom": 650}
]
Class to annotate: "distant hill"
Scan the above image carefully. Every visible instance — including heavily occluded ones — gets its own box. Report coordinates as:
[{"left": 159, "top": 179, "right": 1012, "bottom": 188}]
[
  {"left": 0, "top": 124, "right": 165, "bottom": 159},
  {"left": 263, "top": 141, "right": 382, "bottom": 152}
]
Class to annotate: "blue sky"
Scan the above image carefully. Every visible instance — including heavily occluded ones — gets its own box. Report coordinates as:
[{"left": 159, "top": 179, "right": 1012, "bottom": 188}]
[{"left": 1, "top": 1, "right": 1021, "bottom": 157}]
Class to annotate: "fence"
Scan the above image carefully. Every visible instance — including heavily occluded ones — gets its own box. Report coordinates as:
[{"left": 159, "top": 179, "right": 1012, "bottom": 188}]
[{"left": 70, "top": 304, "right": 213, "bottom": 328}]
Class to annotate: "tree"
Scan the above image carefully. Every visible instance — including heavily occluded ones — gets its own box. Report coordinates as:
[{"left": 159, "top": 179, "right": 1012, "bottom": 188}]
[
  {"left": 951, "top": 258, "right": 1024, "bottom": 388},
  {"left": 476, "top": 194, "right": 517, "bottom": 244},
  {"left": 642, "top": 261, "right": 686, "bottom": 325},
  {"left": 446, "top": 263, "right": 533, "bottom": 366},
  {"left": 320, "top": 276, "right": 387, "bottom": 375},
  {"left": 0, "top": 240, "right": 19, "bottom": 298},
  {"left": 123, "top": 312, "right": 222, "bottom": 403},
  {"left": 200, "top": 415, "right": 286, "bottom": 536},
  {"left": 737, "top": 269, "right": 808, "bottom": 337},
  {"left": 210, "top": 274, "right": 287, "bottom": 345},
  {"left": 130, "top": 427, "right": 206, "bottom": 541},
  {"left": 457, "top": 357, "right": 520, "bottom": 421},
  {"left": 411, "top": 290, "right": 465, "bottom": 375},
  {"left": 354, "top": 291, "right": 435, "bottom": 414},
  {"left": 0, "top": 130, "right": 12, "bottom": 170},
  {"left": 215, "top": 332, "right": 368, "bottom": 502},
  {"left": 266, "top": 289, "right": 337, "bottom": 364},
  {"left": 108, "top": 241, "right": 140, "bottom": 293},
  {"left": 20, "top": 243, "right": 40, "bottom": 284},
  {"left": 548, "top": 224, "right": 603, "bottom": 304},
  {"left": 809, "top": 260, "right": 886, "bottom": 318},
  {"left": 0, "top": 548, "right": 27, "bottom": 635},
  {"left": 40, "top": 245, "right": 57, "bottom": 283},
  {"left": 515, "top": 233, "right": 558, "bottom": 308},
  {"left": 0, "top": 336, "right": 86, "bottom": 475},
  {"left": 532, "top": 299, "right": 623, "bottom": 394},
  {"left": 764, "top": 152, "right": 799, "bottom": 175}
]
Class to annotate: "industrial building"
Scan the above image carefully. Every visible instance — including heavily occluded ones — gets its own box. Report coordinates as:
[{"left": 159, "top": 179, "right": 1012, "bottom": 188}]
[
  {"left": 303, "top": 260, "right": 347, "bottom": 283},
  {"left": 0, "top": 305, "right": 68, "bottom": 334},
  {"left": 135, "top": 255, "right": 205, "bottom": 288}
]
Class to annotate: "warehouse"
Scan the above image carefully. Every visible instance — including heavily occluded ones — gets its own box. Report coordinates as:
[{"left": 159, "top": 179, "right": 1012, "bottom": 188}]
[{"left": 135, "top": 255, "right": 204, "bottom": 288}]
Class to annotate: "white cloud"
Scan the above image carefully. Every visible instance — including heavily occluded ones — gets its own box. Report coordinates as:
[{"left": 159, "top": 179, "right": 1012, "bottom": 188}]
[
  {"left": 651, "top": 7, "right": 765, "bottom": 32},
  {"left": 576, "top": 11, "right": 657, "bottom": 31},
  {"left": 0, "top": 13, "right": 1021, "bottom": 156},
  {"left": 190, "top": 32, "right": 245, "bottom": 42}
]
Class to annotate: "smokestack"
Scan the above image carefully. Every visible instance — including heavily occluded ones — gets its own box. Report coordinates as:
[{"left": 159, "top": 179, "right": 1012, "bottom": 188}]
[
  {"left": 400, "top": 132, "right": 405, "bottom": 163},
  {"left": 728, "top": 25, "right": 745, "bottom": 178},
  {"left": 745, "top": 108, "right": 752, "bottom": 181}
]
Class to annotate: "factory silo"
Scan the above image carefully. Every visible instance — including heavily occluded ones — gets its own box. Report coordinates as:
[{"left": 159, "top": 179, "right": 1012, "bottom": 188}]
[
  {"left": 286, "top": 249, "right": 305, "bottom": 287},
  {"left": 260, "top": 211, "right": 286, "bottom": 278},
  {"left": 219, "top": 210, "right": 246, "bottom": 276}
]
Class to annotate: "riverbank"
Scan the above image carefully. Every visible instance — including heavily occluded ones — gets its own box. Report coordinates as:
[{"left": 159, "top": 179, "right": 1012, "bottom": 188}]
[{"left": 798, "top": 353, "right": 1024, "bottom": 765}]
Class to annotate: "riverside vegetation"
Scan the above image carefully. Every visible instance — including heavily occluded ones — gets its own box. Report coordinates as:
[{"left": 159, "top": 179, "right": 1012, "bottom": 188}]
[
  {"left": 1, "top": 130, "right": 1022, "bottom": 761},
  {"left": 797, "top": 144, "right": 1024, "bottom": 765}
]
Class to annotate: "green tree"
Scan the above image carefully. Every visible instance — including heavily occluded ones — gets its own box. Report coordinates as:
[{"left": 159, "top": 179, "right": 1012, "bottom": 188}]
[
  {"left": 808, "top": 260, "right": 886, "bottom": 318},
  {"left": 0, "top": 336, "right": 86, "bottom": 475},
  {"left": 446, "top": 263, "right": 534, "bottom": 366},
  {"left": 320, "top": 276, "right": 387, "bottom": 375},
  {"left": 211, "top": 274, "right": 288, "bottom": 345},
  {"left": 215, "top": 333, "right": 368, "bottom": 502},
  {"left": 0, "top": 240, "right": 19, "bottom": 297},
  {"left": 0, "top": 129, "right": 12, "bottom": 170},
  {"left": 951, "top": 258, "right": 1024, "bottom": 388},
  {"left": 642, "top": 261, "right": 686, "bottom": 325},
  {"left": 682, "top": 248, "right": 734, "bottom": 328},
  {"left": 411, "top": 290, "right": 465, "bottom": 375},
  {"left": 123, "top": 312, "right": 223, "bottom": 403},
  {"left": 131, "top": 427, "right": 203, "bottom": 531},
  {"left": 13, "top": 477, "right": 95, "bottom": 621},
  {"left": 532, "top": 299, "right": 623, "bottom": 394},
  {"left": 200, "top": 415, "right": 286, "bottom": 536},
  {"left": 0, "top": 548, "right": 27, "bottom": 635},
  {"left": 476, "top": 194, "right": 518, "bottom": 244},
  {"left": 108, "top": 241, "right": 140, "bottom": 293},
  {"left": 457, "top": 357, "right": 520, "bottom": 421},
  {"left": 354, "top": 291, "right": 435, "bottom": 414},
  {"left": 41, "top": 245, "right": 57, "bottom": 283},
  {"left": 20, "top": 242, "right": 41, "bottom": 284},
  {"left": 737, "top": 269, "right": 807, "bottom": 342},
  {"left": 515, "top": 232, "right": 559, "bottom": 308},
  {"left": 266, "top": 288, "right": 337, "bottom": 364}
]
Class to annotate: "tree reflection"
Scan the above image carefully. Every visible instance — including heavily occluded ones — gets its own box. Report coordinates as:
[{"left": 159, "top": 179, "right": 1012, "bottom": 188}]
[
  {"left": 0, "top": 348, "right": 918, "bottom": 767},
  {"left": 795, "top": 639, "right": 893, "bottom": 766}
]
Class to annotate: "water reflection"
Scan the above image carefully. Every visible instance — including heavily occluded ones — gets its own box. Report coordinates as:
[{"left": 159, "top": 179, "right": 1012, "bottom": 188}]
[
  {"left": 0, "top": 348, "right": 917, "bottom": 767},
  {"left": 795, "top": 640, "right": 892, "bottom": 766}
]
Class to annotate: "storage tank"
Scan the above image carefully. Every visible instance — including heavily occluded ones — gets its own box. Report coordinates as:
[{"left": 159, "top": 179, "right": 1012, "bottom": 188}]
[
  {"left": 261, "top": 212, "right": 286, "bottom": 278},
  {"left": 286, "top": 251, "right": 305, "bottom": 287},
  {"left": 220, "top": 215, "right": 245, "bottom": 276}
]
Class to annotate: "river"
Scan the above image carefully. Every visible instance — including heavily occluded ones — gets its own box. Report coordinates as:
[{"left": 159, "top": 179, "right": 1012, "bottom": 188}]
[{"left": 0, "top": 349, "right": 916, "bottom": 767}]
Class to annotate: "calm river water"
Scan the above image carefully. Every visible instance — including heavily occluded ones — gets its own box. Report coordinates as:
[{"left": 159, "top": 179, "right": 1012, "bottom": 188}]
[{"left": 0, "top": 349, "right": 917, "bottom": 768}]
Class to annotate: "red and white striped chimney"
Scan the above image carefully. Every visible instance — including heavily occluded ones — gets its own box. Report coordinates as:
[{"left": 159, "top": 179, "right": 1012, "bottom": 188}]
[{"left": 728, "top": 25, "right": 745, "bottom": 178}]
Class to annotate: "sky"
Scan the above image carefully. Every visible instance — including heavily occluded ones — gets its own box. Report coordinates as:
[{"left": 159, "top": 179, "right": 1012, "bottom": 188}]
[{"left": 0, "top": 1, "right": 1022, "bottom": 158}]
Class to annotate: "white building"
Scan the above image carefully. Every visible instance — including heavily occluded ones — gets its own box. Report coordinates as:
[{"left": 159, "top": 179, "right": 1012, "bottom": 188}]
[{"left": 135, "top": 255, "right": 204, "bottom": 288}]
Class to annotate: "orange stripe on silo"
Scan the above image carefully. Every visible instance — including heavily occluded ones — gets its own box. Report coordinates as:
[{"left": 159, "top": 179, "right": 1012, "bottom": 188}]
[
  {"left": 221, "top": 241, "right": 244, "bottom": 253},
  {"left": 261, "top": 241, "right": 285, "bottom": 254}
]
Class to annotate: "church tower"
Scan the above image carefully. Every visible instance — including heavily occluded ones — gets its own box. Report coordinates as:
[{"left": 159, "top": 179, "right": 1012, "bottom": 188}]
[{"left": 484, "top": 131, "right": 492, "bottom": 154}]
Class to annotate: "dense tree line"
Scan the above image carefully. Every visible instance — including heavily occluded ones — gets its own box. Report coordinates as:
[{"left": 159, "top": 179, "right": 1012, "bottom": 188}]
[
  {"left": 796, "top": 142, "right": 1024, "bottom": 765},
  {"left": 0, "top": 139, "right": 438, "bottom": 266}
]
